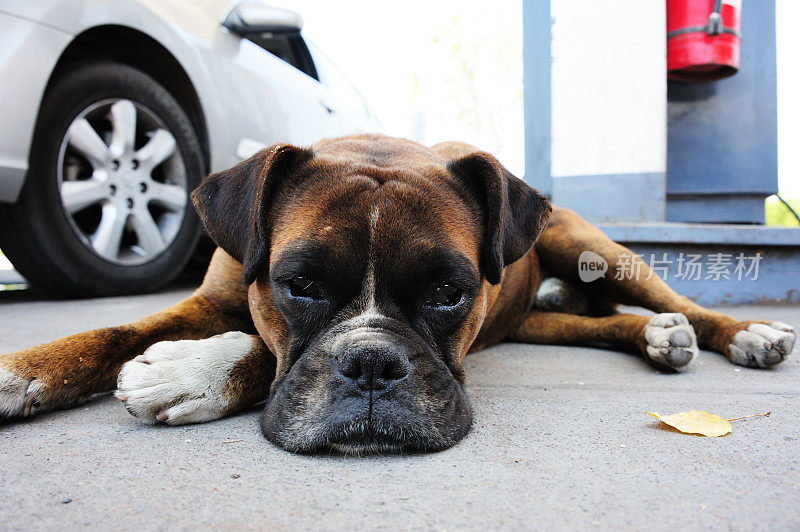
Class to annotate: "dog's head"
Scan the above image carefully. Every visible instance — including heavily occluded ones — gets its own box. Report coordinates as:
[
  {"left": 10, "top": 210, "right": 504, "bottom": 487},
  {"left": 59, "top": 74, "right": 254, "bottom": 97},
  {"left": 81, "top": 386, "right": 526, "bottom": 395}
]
[{"left": 191, "top": 135, "right": 550, "bottom": 453}]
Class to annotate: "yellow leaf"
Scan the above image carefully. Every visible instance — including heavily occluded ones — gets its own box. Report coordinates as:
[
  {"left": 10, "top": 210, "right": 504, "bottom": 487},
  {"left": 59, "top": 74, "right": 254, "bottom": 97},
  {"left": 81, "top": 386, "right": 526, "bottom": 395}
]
[{"left": 646, "top": 410, "right": 732, "bottom": 437}]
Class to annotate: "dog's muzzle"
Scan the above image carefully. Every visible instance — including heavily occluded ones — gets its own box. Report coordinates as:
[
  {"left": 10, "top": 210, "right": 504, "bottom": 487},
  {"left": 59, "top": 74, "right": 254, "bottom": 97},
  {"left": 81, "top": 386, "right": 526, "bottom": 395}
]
[{"left": 260, "top": 324, "right": 473, "bottom": 454}]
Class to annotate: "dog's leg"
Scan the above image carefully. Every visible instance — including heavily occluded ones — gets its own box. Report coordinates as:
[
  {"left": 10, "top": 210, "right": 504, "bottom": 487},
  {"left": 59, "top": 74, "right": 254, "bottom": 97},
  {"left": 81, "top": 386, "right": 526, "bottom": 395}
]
[
  {"left": 536, "top": 207, "right": 795, "bottom": 368},
  {"left": 0, "top": 294, "right": 242, "bottom": 420},
  {"left": 0, "top": 249, "right": 256, "bottom": 419},
  {"left": 510, "top": 310, "right": 698, "bottom": 371},
  {"left": 116, "top": 332, "right": 274, "bottom": 424}
]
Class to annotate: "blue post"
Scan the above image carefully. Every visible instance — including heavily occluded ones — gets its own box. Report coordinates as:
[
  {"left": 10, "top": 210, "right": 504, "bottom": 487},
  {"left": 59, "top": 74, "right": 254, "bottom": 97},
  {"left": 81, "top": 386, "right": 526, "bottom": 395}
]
[{"left": 522, "top": 0, "right": 552, "bottom": 196}]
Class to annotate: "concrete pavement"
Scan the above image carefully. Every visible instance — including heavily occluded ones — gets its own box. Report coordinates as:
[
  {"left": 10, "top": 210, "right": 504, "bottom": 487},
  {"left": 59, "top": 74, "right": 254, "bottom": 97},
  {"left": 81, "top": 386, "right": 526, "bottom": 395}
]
[{"left": 1, "top": 287, "right": 799, "bottom": 530}]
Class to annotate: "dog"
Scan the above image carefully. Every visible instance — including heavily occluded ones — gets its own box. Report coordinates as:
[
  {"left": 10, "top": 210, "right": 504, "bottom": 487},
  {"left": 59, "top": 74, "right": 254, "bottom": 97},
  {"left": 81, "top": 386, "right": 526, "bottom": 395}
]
[{"left": 0, "top": 135, "right": 795, "bottom": 453}]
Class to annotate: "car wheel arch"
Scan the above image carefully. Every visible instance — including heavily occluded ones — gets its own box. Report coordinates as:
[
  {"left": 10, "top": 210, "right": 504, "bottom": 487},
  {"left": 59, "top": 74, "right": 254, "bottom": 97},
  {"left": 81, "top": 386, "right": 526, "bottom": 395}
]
[{"left": 39, "top": 24, "right": 210, "bottom": 175}]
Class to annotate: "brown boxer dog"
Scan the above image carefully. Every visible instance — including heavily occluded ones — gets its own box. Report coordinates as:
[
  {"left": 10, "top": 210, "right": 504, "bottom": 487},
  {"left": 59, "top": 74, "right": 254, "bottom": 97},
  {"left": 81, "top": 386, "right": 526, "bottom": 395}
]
[{"left": 0, "top": 135, "right": 795, "bottom": 453}]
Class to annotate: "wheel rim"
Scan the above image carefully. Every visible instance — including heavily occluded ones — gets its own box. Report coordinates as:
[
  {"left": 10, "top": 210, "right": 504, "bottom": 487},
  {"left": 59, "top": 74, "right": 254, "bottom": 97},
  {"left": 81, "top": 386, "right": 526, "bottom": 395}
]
[{"left": 57, "top": 99, "right": 188, "bottom": 265}]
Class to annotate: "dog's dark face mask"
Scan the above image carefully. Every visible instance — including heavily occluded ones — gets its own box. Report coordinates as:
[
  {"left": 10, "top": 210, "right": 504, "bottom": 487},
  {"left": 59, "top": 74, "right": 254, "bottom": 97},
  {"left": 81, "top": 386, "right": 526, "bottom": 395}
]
[{"left": 191, "top": 135, "right": 551, "bottom": 454}]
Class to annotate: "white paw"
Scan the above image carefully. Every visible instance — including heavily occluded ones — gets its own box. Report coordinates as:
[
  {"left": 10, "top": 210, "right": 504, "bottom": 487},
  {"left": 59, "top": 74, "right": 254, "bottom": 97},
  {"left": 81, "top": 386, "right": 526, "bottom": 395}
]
[
  {"left": 643, "top": 313, "right": 698, "bottom": 371},
  {"left": 115, "top": 331, "right": 255, "bottom": 425},
  {"left": 728, "top": 321, "right": 796, "bottom": 368},
  {"left": 0, "top": 367, "right": 44, "bottom": 419}
]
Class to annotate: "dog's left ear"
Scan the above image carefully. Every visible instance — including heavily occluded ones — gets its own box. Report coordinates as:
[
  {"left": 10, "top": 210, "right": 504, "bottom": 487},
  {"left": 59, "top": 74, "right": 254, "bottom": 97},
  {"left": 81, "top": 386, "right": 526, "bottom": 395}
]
[
  {"left": 191, "top": 145, "right": 313, "bottom": 284},
  {"left": 448, "top": 152, "right": 552, "bottom": 285}
]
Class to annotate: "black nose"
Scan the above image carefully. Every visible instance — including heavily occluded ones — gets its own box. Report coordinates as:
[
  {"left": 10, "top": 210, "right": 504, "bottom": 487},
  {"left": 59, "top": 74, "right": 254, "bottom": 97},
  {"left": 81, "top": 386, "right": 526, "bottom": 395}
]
[{"left": 337, "top": 345, "right": 410, "bottom": 391}]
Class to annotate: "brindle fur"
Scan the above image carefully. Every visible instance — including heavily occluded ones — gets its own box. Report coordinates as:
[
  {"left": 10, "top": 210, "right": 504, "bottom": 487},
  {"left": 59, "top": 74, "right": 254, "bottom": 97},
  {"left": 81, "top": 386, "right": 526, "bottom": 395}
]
[{"left": 0, "top": 135, "right": 792, "bottom": 446}]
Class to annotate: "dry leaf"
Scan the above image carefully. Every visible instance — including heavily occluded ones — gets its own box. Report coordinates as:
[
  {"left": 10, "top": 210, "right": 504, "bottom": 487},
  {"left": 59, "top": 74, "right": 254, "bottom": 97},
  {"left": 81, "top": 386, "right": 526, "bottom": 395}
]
[{"left": 646, "top": 410, "right": 732, "bottom": 437}]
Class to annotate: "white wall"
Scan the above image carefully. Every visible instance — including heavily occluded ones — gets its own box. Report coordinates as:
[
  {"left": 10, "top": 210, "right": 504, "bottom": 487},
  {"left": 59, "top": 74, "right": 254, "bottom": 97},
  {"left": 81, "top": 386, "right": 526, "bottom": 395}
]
[
  {"left": 777, "top": 0, "right": 800, "bottom": 197},
  {"left": 550, "top": 0, "right": 667, "bottom": 178}
]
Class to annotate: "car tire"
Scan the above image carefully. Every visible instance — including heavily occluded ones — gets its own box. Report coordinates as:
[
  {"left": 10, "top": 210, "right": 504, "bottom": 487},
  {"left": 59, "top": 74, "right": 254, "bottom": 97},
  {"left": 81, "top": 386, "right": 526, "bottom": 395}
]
[{"left": 0, "top": 62, "right": 204, "bottom": 297}]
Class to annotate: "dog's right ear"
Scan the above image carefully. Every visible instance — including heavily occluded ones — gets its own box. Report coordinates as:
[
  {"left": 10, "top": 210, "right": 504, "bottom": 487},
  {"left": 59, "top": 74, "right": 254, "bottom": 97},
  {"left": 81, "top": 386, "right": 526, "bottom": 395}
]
[{"left": 191, "top": 145, "right": 313, "bottom": 284}]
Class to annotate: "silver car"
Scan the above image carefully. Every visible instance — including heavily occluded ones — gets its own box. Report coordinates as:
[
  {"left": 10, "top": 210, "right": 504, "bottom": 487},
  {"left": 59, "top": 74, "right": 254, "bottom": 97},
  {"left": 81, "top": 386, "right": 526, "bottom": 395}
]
[{"left": 0, "top": 0, "right": 377, "bottom": 296}]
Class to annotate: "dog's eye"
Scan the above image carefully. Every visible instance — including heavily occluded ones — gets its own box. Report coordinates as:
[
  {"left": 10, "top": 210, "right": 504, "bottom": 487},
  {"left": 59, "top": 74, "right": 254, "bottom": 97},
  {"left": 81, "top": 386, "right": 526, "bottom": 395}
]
[
  {"left": 288, "top": 276, "right": 322, "bottom": 299},
  {"left": 426, "top": 283, "right": 463, "bottom": 307}
]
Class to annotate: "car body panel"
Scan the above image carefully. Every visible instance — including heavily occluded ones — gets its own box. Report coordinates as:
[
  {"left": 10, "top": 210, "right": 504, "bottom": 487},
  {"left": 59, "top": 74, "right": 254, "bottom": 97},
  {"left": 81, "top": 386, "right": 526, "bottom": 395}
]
[
  {"left": 0, "top": 0, "right": 378, "bottom": 202},
  {"left": 0, "top": 12, "right": 72, "bottom": 201}
]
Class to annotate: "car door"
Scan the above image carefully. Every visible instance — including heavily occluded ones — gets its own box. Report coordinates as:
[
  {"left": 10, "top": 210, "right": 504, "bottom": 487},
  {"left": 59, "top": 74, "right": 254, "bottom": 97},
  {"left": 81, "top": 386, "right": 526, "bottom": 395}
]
[
  {"left": 244, "top": 32, "right": 349, "bottom": 142},
  {"left": 207, "top": 30, "right": 344, "bottom": 163}
]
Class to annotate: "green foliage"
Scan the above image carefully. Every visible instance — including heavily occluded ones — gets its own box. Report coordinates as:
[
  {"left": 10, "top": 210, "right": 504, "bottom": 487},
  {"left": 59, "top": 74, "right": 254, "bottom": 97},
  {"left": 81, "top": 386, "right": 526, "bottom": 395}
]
[{"left": 765, "top": 196, "right": 800, "bottom": 227}]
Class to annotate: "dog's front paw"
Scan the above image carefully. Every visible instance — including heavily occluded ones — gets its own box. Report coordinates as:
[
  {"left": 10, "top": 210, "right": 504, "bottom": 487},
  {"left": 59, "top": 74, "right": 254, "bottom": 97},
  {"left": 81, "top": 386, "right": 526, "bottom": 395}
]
[
  {"left": 728, "top": 321, "right": 795, "bottom": 368},
  {"left": 115, "top": 331, "right": 256, "bottom": 425},
  {"left": 0, "top": 366, "right": 46, "bottom": 420},
  {"left": 643, "top": 313, "right": 698, "bottom": 371}
]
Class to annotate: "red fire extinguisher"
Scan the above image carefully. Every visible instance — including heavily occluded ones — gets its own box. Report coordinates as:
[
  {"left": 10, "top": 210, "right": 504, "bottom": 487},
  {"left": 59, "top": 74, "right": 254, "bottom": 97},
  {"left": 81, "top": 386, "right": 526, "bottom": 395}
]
[{"left": 667, "top": 0, "right": 741, "bottom": 82}]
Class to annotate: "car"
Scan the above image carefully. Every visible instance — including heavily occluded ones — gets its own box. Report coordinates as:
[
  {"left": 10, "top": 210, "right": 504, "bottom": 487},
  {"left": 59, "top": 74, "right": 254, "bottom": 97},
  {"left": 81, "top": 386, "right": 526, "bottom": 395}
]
[{"left": 0, "top": 0, "right": 378, "bottom": 297}]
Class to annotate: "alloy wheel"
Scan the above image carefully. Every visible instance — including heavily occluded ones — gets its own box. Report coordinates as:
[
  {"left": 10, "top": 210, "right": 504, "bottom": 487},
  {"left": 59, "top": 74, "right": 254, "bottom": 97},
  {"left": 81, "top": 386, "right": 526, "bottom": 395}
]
[{"left": 57, "top": 99, "right": 188, "bottom": 265}]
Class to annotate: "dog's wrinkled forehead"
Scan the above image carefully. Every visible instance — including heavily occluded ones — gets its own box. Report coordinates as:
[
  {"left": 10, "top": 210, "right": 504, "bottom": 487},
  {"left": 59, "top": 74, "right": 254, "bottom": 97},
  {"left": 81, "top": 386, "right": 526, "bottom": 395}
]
[
  {"left": 269, "top": 170, "right": 482, "bottom": 289},
  {"left": 271, "top": 139, "right": 479, "bottom": 252}
]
